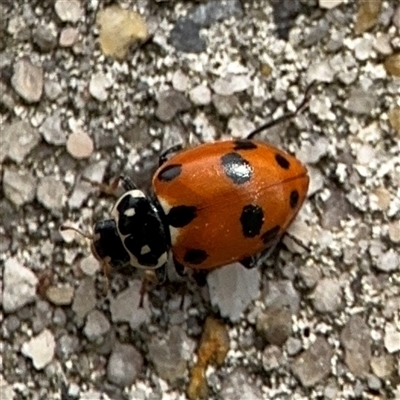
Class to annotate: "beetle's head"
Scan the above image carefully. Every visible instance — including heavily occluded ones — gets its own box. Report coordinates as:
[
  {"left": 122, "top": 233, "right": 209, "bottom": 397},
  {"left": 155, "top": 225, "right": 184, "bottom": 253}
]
[{"left": 61, "top": 190, "right": 169, "bottom": 271}]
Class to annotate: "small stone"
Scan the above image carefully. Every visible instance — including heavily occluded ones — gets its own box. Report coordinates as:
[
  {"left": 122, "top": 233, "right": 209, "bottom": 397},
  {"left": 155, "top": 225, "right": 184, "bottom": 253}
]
[
  {"left": 189, "top": 84, "right": 211, "bottom": 106},
  {"left": 213, "top": 74, "right": 251, "bottom": 96},
  {"left": 383, "top": 53, "right": 400, "bottom": 77},
  {"left": 83, "top": 310, "right": 111, "bottom": 341},
  {"left": 299, "top": 264, "right": 321, "bottom": 288},
  {"left": 212, "top": 94, "right": 238, "bottom": 116},
  {"left": 373, "top": 34, "right": 393, "bottom": 55},
  {"left": 170, "top": 19, "right": 206, "bottom": 54},
  {"left": 3, "top": 167, "right": 36, "bottom": 207},
  {"left": 388, "top": 107, "right": 400, "bottom": 135},
  {"left": 66, "top": 130, "right": 94, "bottom": 159},
  {"left": 11, "top": 58, "right": 43, "bottom": 103},
  {"left": 384, "top": 323, "right": 400, "bottom": 353},
  {"left": 370, "top": 187, "right": 391, "bottom": 211},
  {"left": 319, "top": 0, "right": 345, "bottom": 9},
  {"left": 376, "top": 249, "right": 399, "bottom": 272},
  {"left": 306, "top": 60, "right": 335, "bottom": 83},
  {"left": 388, "top": 220, "right": 400, "bottom": 243},
  {"left": 340, "top": 315, "right": 371, "bottom": 377},
  {"left": 172, "top": 70, "right": 189, "bottom": 92},
  {"left": 110, "top": 281, "right": 151, "bottom": 330},
  {"left": 3, "top": 258, "right": 38, "bottom": 313},
  {"left": 0, "top": 378, "right": 14, "bottom": 400},
  {"left": 346, "top": 87, "right": 376, "bottom": 115},
  {"left": 370, "top": 354, "right": 395, "bottom": 378},
  {"left": 148, "top": 326, "right": 189, "bottom": 384},
  {"left": 262, "top": 345, "right": 283, "bottom": 371},
  {"left": 367, "top": 374, "right": 381, "bottom": 391},
  {"left": 33, "top": 25, "right": 57, "bottom": 52},
  {"left": 313, "top": 278, "right": 342, "bottom": 313},
  {"left": 97, "top": 5, "right": 148, "bottom": 60},
  {"left": 155, "top": 89, "right": 191, "bottom": 122},
  {"left": 207, "top": 262, "right": 260, "bottom": 322},
  {"left": 45, "top": 285, "right": 74, "bottom": 306},
  {"left": 82, "top": 160, "right": 108, "bottom": 183},
  {"left": 107, "top": 343, "right": 143, "bottom": 387},
  {"left": 72, "top": 277, "right": 97, "bottom": 320},
  {"left": 270, "top": 0, "right": 301, "bottom": 40},
  {"left": 256, "top": 308, "right": 292, "bottom": 346},
  {"left": 68, "top": 180, "right": 92, "bottom": 209},
  {"left": 55, "top": 0, "right": 83, "bottom": 23},
  {"left": 89, "top": 72, "right": 109, "bottom": 102},
  {"left": 354, "top": 37, "right": 373, "bottom": 61},
  {"left": 220, "top": 368, "right": 263, "bottom": 400},
  {"left": 189, "top": 0, "right": 243, "bottom": 27},
  {"left": 227, "top": 117, "right": 255, "bottom": 138},
  {"left": 286, "top": 337, "right": 302, "bottom": 356},
  {"left": 292, "top": 337, "right": 333, "bottom": 387},
  {"left": 59, "top": 27, "right": 79, "bottom": 47},
  {"left": 393, "top": 5, "right": 400, "bottom": 29},
  {"left": 79, "top": 255, "right": 100, "bottom": 276},
  {"left": 21, "top": 329, "right": 55, "bottom": 370},
  {"left": 40, "top": 111, "right": 65, "bottom": 146},
  {"left": 0, "top": 120, "right": 41, "bottom": 163},
  {"left": 263, "top": 280, "right": 300, "bottom": 315},
  {"left": 36, "top": 176, "right": 66, "bottom": 212},
  {"left": 355, "top": 0, "right": 383, "bottom": 34},
  {"left": 44, "top": 80, "right": 63, "bottom": 101}
]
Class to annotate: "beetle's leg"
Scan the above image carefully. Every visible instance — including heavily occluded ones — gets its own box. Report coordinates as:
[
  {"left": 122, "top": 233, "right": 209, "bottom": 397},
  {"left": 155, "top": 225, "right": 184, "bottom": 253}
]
[
  {"left": 159, "top": 144, "right": 184, "bottom": 166},
  {"left": 192, "top": 270, "right": 209, "bottom": 287},
  {"left": 138, "top": 265, "right": 167, "bottom": 307},
  {"left": 173, "top": 257, "right": 186, "bottom": 277},
  {"left": 239, "top": 241, "right": 280, "bottom": 269},
  {"left": 102, "top": 261, "right": 111, "bottom": 295},
  {"left": 246, "top": 81, "right": 317, "bottom": 140}
]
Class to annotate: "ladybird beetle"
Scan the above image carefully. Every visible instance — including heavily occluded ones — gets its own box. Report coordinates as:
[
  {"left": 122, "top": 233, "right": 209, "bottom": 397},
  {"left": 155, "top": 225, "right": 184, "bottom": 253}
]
[{"left": 62, "top": 91, "right": 312, "bottom": 285}]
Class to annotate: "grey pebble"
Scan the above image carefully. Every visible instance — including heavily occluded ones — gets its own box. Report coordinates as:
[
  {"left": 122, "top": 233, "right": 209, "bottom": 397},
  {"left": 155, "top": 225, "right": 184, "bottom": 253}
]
[
  {"left": 220, "top": 368, "right": 263, "bottom": 400},
  {"left": 32, "top": 25, "right": 57, "bottom": 52},
  {"left": 44, "top": 80, "right": 63, "bottom": 101},
  {"left": 11, "top": 58, "right": 43, "bottom": 103},
  {"left": 169, "top": 19, "right": 206, "bottom": 54},
  {"left": 292, "top": 337, "right": 333, "bottom": 387},
  {"left": 147, "top": 326, "right": 189, "bottom": 384},
  {"left": 313, "top": 278, "right": 342, "bottom": 313},
  {"left": 40, "top": 111, "right": 66, "bottom": 145},
  {"left": 36, "top": 176, "right": 66, "bottom": 212},
  {"left": 212, "top": 94, "right": 238, "bottom": 116},
  {"left": 3, "top": 167, "right": 37, "bottom": 206},
  {"left": 345, "top": 87, "right": 376, "bottom": 115},
  {"left": 54, "top": 0, "right": 83, "bottom": 23},
  {"left": 207, "top": 262, "right": 260, "bottom": 322},
  {"left": 286, "top": 337, "right": 302, "bottom": 356},
  {"left": 110, "top": 281, "right": 151, "bottom": 330},
  {"left": 256, "top": 308, "right": 292, "bottom": 346},
  {"left": 376, "top": 249, "right": 399, "bottom": 272},
  {"left": 340, "top": 315, "right": 371, "bottom": 377},
  {"left": 56, "top": 334, "right": 80, "bottom": 360},
  {"left": 84, "top": 310, "right": 111, "bottom": 342},
  {"left": 72, "top": 277, "right": 97, "bottom": 320},
  {"left": 107, "top": 342, "right": 143, "bottom": 387},
  {"left": 262, "top": 345, "right": 284, "bottom": 371},
  {"left": 155, "top": 89, "right": 191, "bottom": 122},
  {"left": 0, "top": 120, "right": 41, "bottom": 163},
  {"left": 46, "top": 285, "right": 75, "bottom": 306},
  {"left": 189, "top": 0, "right": 243, "bottom": 27},
  {"left": 21, "top": 329, "right": 56, "bottom": 370},
  {"left": 262, "top": 280, "right": 300, "bottom": 315},
  {"left": 299, "top": 264, "right": 322, "bottom": 289},
  {"left": 68, "top": 180, "right": 92, "bottom": 209},
  {"left": 3, "top": 257, "right": 38, "bottom": 313}
]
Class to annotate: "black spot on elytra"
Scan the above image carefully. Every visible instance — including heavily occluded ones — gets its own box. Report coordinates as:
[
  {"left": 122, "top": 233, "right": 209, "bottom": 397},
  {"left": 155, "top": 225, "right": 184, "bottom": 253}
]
[
  {"left": 157, "top": 164, "right": 182, "bottom": 182},
  {"left": 275, "top": 154, "right": 290, "bottom": 170},
  {"left": 167, "top": 205, "right": 197, "bottom": 228},
  {"left": 233, "top": 139, "right": 258, "bottom": 151},
  {"left": 184, "top": 249, "right": 208, "bottom": 265},
  {"left": 240, "top": 204, "right": 264, "bottom": 238},
  {"left": 290, "top": 190, "right": 299, "bottom": 209},
  {"left": 221, "top": 152, "right": 253, "bottom": 185},
  {"left": 261, "top": 225, "right": 280, "bottom": 244}
]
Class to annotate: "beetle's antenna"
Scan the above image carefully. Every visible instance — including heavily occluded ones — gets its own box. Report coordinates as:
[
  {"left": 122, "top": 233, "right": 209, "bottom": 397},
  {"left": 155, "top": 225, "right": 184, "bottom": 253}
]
[
  {"left": 246, "top": 81, "right": 318, "bottom": 140},
  {"left": 60, "top": 225, "right": 93, "bottom": 240}
]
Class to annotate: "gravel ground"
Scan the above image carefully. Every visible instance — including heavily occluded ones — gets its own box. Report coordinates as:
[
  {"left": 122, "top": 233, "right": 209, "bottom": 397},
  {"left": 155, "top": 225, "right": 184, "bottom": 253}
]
[{"left": 1, "top": 0, "right": 400, "bottom": 399}]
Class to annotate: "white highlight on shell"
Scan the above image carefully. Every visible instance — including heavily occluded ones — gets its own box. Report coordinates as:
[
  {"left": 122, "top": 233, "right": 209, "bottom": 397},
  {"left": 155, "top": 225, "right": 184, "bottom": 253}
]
[
  {"left": 124, "top": 208, "right": 136, "bottom": 217},
  {"left": 140, "top": 245, "right": 151, "bottom": 254}
]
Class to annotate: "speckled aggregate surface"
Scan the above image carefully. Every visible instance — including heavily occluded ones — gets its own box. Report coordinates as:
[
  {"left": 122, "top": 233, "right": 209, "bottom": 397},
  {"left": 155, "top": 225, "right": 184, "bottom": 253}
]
[{"left": 1, "top": 1, "right": 400, "bottom": 400}]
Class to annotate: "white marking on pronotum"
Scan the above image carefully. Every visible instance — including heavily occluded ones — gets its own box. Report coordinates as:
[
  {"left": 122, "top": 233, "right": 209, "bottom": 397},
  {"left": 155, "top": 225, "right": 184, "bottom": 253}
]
[
  {"left": 124, "top": 208, "right": 136, "bottom": 217},
  {"left": 140, "top": 245, "right": 151, "bottom": 254},
  {"left": 111, "top": 190, "right": 146, "bottom": 221}
]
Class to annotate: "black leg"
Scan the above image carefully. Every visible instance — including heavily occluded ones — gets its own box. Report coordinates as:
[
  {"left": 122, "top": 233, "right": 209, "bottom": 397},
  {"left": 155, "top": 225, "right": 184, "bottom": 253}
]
[
  {"left": 246, "top": 81, "right": 317, "bottom": 140},
  {"left": 159, "top": 144, "right": 184, "bottom": 166},
  {"left": 173, "top": 257, "right": 186, "bottom": 277},
  {"left": 192, "top": 270, "right": 209, "bottom": 287},
  {"left": 119, "top": 175, "right": 137, "bottom": 191},
  {"left": 239, "top": 241, "right": 280, "bottom": 269}
]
